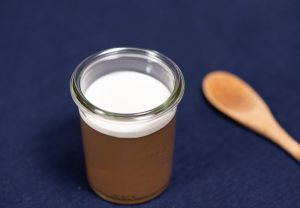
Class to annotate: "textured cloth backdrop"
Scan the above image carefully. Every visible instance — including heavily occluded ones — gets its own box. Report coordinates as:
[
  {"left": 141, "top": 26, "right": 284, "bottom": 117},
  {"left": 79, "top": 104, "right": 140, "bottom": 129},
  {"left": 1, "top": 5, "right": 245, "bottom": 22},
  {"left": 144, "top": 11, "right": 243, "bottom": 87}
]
[{"left": 1, "top": 0, "right": 300, "bottom": 207}]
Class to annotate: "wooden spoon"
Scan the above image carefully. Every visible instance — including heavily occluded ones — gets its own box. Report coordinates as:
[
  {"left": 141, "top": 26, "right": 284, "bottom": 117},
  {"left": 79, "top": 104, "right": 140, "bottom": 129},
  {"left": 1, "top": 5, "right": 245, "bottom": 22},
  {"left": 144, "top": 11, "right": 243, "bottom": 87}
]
[{"left": 203, "top": 71, "right": 300, "bottom": 162}]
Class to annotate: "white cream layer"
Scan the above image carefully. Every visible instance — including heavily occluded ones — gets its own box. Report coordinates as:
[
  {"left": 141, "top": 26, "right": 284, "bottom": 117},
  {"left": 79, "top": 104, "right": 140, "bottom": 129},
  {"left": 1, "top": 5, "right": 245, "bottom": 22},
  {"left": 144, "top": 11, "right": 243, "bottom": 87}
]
[{"left": 79, "top": 71, "right": 176, "bottom": 138}]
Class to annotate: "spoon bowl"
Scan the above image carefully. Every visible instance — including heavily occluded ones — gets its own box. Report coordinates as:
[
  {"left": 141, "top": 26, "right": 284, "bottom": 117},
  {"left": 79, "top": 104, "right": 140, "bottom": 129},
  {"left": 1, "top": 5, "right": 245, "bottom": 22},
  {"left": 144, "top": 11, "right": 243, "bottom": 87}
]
[{"left": 203, "top": 71, "right": 257, "bottom": 111}]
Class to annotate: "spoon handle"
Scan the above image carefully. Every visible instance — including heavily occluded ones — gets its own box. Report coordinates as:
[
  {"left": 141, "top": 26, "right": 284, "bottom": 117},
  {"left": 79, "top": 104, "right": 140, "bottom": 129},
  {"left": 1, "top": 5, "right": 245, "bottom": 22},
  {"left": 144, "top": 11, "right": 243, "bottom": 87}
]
[{"left": 261, "top": 119, "right": 300, "bottom": 162}]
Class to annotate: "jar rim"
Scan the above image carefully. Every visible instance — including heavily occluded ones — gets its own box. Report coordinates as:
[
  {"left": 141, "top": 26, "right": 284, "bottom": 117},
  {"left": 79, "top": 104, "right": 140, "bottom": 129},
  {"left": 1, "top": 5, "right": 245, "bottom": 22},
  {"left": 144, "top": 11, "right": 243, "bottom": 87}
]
[{"left": 70, "top": 47, "right": 185, "bottom": 121}]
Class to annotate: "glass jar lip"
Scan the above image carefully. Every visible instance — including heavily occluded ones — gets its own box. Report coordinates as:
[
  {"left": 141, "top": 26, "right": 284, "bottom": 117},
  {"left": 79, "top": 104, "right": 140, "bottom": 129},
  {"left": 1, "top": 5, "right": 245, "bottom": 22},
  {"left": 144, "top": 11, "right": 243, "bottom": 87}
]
[{"left": 70, "top": 47, "right": 185, "bottom": 121}]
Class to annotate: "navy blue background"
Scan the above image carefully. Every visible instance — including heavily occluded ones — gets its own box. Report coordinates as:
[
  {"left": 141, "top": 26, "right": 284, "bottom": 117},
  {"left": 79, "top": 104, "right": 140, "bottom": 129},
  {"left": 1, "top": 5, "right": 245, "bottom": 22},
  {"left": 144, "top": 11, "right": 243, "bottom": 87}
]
[{"left": 1, "top": 0, "right": 300, "bottom": 207}]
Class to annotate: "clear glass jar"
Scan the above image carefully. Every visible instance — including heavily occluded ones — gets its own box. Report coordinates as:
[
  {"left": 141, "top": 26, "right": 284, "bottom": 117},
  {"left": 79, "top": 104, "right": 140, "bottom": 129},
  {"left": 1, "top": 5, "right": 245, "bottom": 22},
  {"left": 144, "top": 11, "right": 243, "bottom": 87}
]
[{"left": 70, "top": 47, "right": 184, "bottom": 204}]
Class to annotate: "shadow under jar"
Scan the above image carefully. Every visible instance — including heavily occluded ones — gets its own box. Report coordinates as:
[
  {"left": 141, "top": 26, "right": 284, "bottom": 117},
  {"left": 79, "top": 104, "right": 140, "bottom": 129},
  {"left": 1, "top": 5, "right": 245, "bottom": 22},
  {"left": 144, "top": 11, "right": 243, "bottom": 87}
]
[{"left": 70, "top": 48, "right": 185, "bottom": 204}]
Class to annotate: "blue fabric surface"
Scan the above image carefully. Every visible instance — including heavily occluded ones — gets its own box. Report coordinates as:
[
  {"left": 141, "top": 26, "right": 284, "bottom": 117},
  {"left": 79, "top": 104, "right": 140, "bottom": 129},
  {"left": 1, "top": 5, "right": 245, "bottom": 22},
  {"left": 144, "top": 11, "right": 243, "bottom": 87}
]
[{"left": 1, "top": 0, "right": 300, "bottom": 207}]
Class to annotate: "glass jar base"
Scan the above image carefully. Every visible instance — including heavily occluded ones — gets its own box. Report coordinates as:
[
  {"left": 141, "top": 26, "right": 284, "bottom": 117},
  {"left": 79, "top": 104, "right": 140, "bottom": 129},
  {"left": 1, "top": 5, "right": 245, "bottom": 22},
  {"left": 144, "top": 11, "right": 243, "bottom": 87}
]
[{"left": 91, "top": 185, "right": 169, "bottom": 205}]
